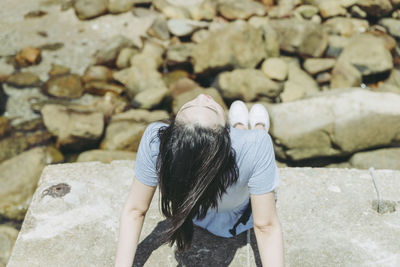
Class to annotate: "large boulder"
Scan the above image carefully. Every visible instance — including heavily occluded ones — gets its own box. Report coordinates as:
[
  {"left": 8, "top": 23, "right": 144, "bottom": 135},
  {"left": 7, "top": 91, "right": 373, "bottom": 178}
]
[
  {"left": 349, "top": 147, "right": 400, "bottom": 170},
  {"left": 0, "top": 147, "right": 62, "bottom": 220},
  {"left": 269, "top": 18, "right": 328, "bottom": 58},
  {"left": 218, "top": 69, "right": 282, "bottom": 102},
  {"left": 268, "top": 88, "right": 400, "bottom": 161},
  {"left": 41, "top": 104, "right": 104, "bottom": 149},
  {"left": 192, "top": 21, "right": 266, "bottom": 73}
]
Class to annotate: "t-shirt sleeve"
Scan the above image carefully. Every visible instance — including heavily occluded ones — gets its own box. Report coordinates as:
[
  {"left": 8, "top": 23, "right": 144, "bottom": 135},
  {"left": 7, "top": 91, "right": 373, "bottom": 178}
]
[
  {"left": 133, "top": 123, "right": 160, "bottom": 187},
  {"left": 248, "top": 131, "right": 280, "bottom": 195}
]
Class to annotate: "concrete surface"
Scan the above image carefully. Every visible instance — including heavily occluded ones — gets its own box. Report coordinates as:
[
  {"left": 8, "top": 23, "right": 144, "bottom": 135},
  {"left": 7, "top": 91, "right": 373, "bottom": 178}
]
[{"left": 6, "top": 161, "right": 400, "bottom": 267}]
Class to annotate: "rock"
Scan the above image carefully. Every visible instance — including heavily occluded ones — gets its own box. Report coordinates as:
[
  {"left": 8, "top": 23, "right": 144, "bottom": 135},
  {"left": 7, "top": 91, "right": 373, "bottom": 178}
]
[
  {"left": 269, "top": 88, "right": 400, "bottom": 160},
  {"left": 5, "top": 72, "right": 41, "bottom": 88},
  {"left": 73, "top": 0, "right": 108, "bottom": 20},
  {"left": 318, "top": 1, "right": 347, "bottom": 18},
  {"left": 166, "top": 43, "right": 195, "bottom": 65},
  {"left": 132, "top": 87, "right": 169, "bottom": 109},
  {"left": 42, "top": 74, "right": 84, "bottom": 99},
  {"left": 268, "top": 3, "right": 295, "bottom": 19},
  {"left": 82, "top": 66, "right": 114, "bottom": 83},
  {"left": 333, "top": 34, "right": 393, "bottom": 82},
  {"left": 0, "top": 147, "right": 61, "bottom": 220},
  {"left": 90, "top": 92, "right": 128, "bottom": 120},
  {"left": 15, "top": 47, "right": 41, "bottom": 67},
  {"left": 41, "top": 104, "right": 104, "bottom": 149},
  {"left": 147, "top": 15, "right": 170, "bottom": 41},
  {"left": 48, "top": 64, "right": 70, "bottom": 77},
  {"left": 331, "top": 60, "right": 362, "bottom": 88},
  {"left": 323, "top": 17, "right": 369, "bottom": 37},
  {"left": 0, "top": 225, "right": 19, "bottom": 267},
  {"left": 248, "top": 17, "right": 281, "bottom": 58},
  {"left": 294, "top": 5, "right": 319, "bottom": 19},
  {"left": 153, "top": 0, "right": 191, "bottom": 19},
  {"left": 356, "top": 0, "right": 393, "bottom": 17},
  {"left": 115, "top": 47, "right": 138, "bottom": 69},
  {"left": 107, "top": 0, "right": 136, "bottom": 13},
  {"left": 378, "top": 18, "right": 400, "bottom": 39},
  {"left": 84, "top": 81, "right": 125, "bottom": 95},
  {"left": 375, "top": 69, "right": 400, "bottom": 94},
  {"left": 163, "top": 70, "right": 190, "bottom": 88},
  {"left": 350, "top": 5, "right": 367, "bottom": 18},
  {"left": 261, "top": 58, "right": 288, "bottom": 81},
  {"left": 191, "top": 29, "right": 210, "bottom": 43},
  {"left": 153, "top": 0, "right": 216, "bottom": 20},
  {"left": 94, "top": 35, "right": 135, "bottom": 66},
  {"left": 186, "top": 0, "right": 217, "bottom": 20},
  {"left": 77, "top": 149, "right": 137, "bottom": 163},
  {"left": 217, "top": 0, "right": 267, "bottom": 20},
  {"left": 192, "top": 21, "right": 266, "bottom": 73},
  {"left": 287, "top": 62, "right": 319, "bottom": 94},
  {"left": 168, "top": 77, "right": 199, "bottom": 97},
  {"left": 172, "top": 87, "right": 227, "bottom": 114},
  {"left": 280, "top": 81, "right": 310, "bottom": 102},
  {"left": 0, "top": 117, "right": 11, "bottom": 138},
  {"left": 315, "top": 72, "right": 332, "bottom": 84},
  {"left": 269, "top": 19, "right": 328, "bottom": 58},
  {"left": 349, "top": 147, "right": 400, "bottom": 170},
  {"left": 218, "top": 69, "right": 282, "bottom": 101},
  {"left": 325, "top": 35, "right": 351, "bottom": 58},
  {"left": 303, "top": 58, "right": 336, "bottom": 75},
  {"left": 167, "top": 19, "right": 208, "bottom": 36}
]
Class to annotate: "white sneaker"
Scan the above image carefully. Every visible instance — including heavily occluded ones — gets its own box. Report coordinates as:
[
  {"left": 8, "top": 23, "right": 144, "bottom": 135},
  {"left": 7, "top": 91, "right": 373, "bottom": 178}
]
[
  {"left": 249, "top": 104, "right": 270, "bottom": 132},
  {"left": 229, "top": 100, "right": 249, "bottom": 129}
]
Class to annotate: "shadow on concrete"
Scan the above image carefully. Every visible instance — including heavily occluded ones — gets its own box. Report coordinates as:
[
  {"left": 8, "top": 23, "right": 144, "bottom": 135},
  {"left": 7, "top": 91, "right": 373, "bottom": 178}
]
[{"left": 134, "top": 220, "right": 262, "bottom": 267}]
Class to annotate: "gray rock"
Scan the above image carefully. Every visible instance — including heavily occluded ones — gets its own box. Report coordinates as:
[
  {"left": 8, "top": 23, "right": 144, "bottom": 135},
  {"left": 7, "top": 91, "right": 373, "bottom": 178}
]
[
  {"left": 167, "top": 19, "right": 208, "bottom": 36},
  {"left": 323, "top": 17, "right": 369, "bottom": 37},
  {"left": 94, "top": 35, "right": 135, "bottom": 66},
  {"left": 280, "top": 81, "right": 309, "bottom": 102},
  {"left": 261, "top": 58, "right": 288, "bottom": 81},
  {"left": 218, "top": 69, "right": 282, "bottom": 102},
  {"left": 378, "top": 18, "right": 400, "bottom": 39},
  {"left": 192, "top": 21, "right": 266, "bottom": 73},
  {"left": 325, "top": 35, "right": 351, "bottom": 58},
  {"left": 0, "top": 225, "right": 19, "bottom": 267},
  {"left": 217, "top": 0, "right": 266, "bottom": 20},
  {"left": 73, "top": 0, "right": 108, "bottom": 20},
  {"left": 0, "top": 147, "right": 61, "bottom": 220},
  {"left": 349, "top": 147, "right": 400, "bottom": 170},
  {"left": 5, "top": 72, "right": 41, "bottom": 88},
  {"left": 356, "top": 0, "right": 393, "bottom": 17},
  {"left": 153, "top": 0, "right": 216, "bottom": 20},
  {"left": 42, "top": 74, "right": 84, "bottom": 99},
  {"left": 287, "top": 62, "right": 319, "bottom": 93},
  {"left": 166, "top": 43, "right": 195, "bottom": 65},
  {"left": 152, "top": 0, "right": 191, "bottom": 19},
  {"left": 269, "top": 88, "right": 400, "bottom": 160},
  {"left": 77, "top": 149, "right": 137, "bottom": 163},
  {"left": 303, "top": 58, "right": 336, "bottom": 75},
  {"left": 107, "top": 0, "right": 136, "bottom": 13},
  {"left": 41, "top": 104, "right": 104, "bottom": 149},
  {"left": 269, "top": 18, "right": 328, "bottom": 57},
  {"left": 146, "top": 15, "right": 170, "bottom": 41},
  {"left": 132, "top": 87, "right": 169, "bottom": 109}
]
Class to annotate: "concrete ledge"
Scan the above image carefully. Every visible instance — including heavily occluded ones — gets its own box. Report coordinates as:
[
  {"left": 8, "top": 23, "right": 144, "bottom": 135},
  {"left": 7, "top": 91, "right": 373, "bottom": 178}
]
[{"left": 6, "top": 161, "right": 400, "bottom": 267}]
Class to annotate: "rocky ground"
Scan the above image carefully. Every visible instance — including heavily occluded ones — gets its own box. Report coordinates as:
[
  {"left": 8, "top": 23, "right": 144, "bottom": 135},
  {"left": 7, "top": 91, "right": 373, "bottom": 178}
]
[{"left": 1, "top": 0, "right": 400, "bottom": 265}]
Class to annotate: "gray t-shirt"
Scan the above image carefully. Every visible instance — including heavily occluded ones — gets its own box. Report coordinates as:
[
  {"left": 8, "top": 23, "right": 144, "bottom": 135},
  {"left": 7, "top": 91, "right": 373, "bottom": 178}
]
[{"left": 134, "top": 121, "right": 280, "bottom": 237}]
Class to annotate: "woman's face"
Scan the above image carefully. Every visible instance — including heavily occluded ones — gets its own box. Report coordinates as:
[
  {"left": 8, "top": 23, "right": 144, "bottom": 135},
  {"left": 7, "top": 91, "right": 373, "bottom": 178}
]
[{"left": 176, "top": 94, "right": 226, "bottom": 128}]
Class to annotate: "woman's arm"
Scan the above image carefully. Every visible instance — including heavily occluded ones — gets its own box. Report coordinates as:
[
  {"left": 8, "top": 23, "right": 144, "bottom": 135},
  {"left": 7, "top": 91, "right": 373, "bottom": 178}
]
[
  {"left": 114, "top": 176, "right": 156, "bottom": 267},
  {"left": 250, "top": 191, "right": 284, "bottom": 267}
]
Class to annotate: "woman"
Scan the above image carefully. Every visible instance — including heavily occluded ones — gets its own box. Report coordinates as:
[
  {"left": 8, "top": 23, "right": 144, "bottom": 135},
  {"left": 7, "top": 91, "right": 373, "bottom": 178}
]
[{"left": 114, "top": 94, "right": 284, "bottom": 267}]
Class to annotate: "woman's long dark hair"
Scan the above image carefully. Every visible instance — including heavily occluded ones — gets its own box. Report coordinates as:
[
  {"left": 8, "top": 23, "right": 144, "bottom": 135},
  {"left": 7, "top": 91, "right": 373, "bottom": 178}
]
[{"left": 155, "top": 118, "right": 239, "bottom": 251}]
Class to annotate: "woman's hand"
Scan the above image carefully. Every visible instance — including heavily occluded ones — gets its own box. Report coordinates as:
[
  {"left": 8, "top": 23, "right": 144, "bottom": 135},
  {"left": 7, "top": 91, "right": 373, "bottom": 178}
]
[{"left": 114, "top": 176, "right": 156, "bottom": 267}]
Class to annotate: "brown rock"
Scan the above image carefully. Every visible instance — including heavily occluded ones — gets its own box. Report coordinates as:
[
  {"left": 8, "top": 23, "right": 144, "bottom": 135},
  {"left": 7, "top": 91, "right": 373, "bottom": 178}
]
[
  {"left": 84, "top": 81, "right": 125, "bottom": 95},
  {"left": 74, "top": 0, "right": 108, "bottom": 20},
  {"left": 5, "top": 72, "right": 41, "bottom": 88},
  {"left": 0, "top": 117, "right": 11, "bottom": 138},
  {"left": 15, "top": 47, "right": 41, "bottom": 67},
  {"left": 163, "top": 70, "right": 190, "bottom": 88},
  {"left": 43, "top": 74, "right": 84, "bottom": 99},
  {"left": 82, "top": 66, "right": 114, "bottom": 83},
  {"left": 48, "top": 64, "right": 70, "bottom": 77}
]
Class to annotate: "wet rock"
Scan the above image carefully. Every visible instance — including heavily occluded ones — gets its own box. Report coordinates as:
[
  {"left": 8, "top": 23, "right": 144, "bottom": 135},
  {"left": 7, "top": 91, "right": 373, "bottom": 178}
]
[
  {"left": 356, "top": 0, "right": 393, "bottom": 17},
  {"left": 116, "top": 47, "right": 138, "bottom": 69},
  {"left": 303, "top": 58, "right": 336, "bottom": 75},
  {"left": 101, "top": 109, "right": 168, "bottom": 151},
  {"left": 94, "top": 35, "right": 135, "bottom": 66},
  {"left": 378, "top": 18, "right": 400, "bottom": 39},
  {"left": 132, "top": 87, "right": 169, "bottom": 109},
  {"left": 349, "top": 147, "right": 400, "bottom": 170},
  {"left": 318, "top": 1, "right": 347, "bottom": 18},
  {"left": 15, "top": 47, "right": 41, "bottom": 67},
  {"left": 48, "top": 64, "right": 70, "bottom": 77},
  {"left": 73, "top": 0, "right": 108, "bottom": 20},
  {"left": 5, "top": 72, "right": 41, "bottom": 88},
  {"left": 0, "top": 225, "right": 19, "bottom": 267},
  {"left": 217, "top": 0, "right": 266, "bottom": 20},
  {"left": 323, "top": 17, "right": 369, "bottom": 37},
  {"left": 270, "top": 18, "right": 328, "bottom": 58},
  {"left": 192, "top": 21, "right": 266, "bottom": 73},
  {"left": 77, "top": 149, "right": 137, "bottom": 163},
  {"left": 0, "top": 147, "right": 62, "bottom": 220},
  {"left": 82, "top": 66, "right": 114, "bottom": 83},
  {"left": 172, "top": 87, "right": 226, "bottom": 114},
  {"left": 261, "top": 58, "right": 288, "bottom": 81},
  {"left": 167, "top": 19, "right": 208, "bottom": 36},
  {"left": 147, "top": 15, "right": 170, "bottom": 40},
  {"left": 218, "top": 69, "right": 282, "bottom": 101},
  {"left": 0, "top": 117, "right": 11, "bottom": 138},
  {"left": 166, "top": 43, "right": 195, "bottom": 65},
  {"left": 269, "top": 88, "right": 400, "bottom": 160},
  {"left": 84, "top": 81, "right": 125, "bottom": 95},
  {"left": 42, "top": 74, "right": 84, "bottom": 99},
  {"left": 108, "top": 0, "right": 136, "bottom": 13},
  {"left": 41, "top": 104, "right": 104, "bottom": 149}
]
